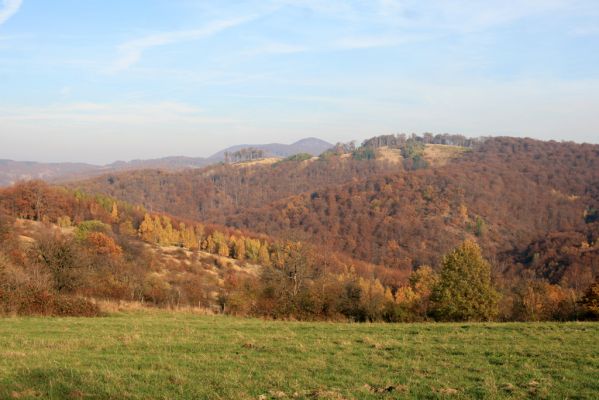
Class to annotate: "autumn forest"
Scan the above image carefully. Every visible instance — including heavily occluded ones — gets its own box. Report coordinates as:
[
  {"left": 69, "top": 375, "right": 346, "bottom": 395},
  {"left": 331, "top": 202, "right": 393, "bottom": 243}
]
[{"left": 0, "top": 134, "right": 598, "bottom": 322}]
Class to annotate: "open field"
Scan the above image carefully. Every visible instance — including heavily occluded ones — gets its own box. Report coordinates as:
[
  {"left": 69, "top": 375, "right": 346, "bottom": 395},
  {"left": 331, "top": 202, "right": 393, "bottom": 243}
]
[{"left": 0, "top": 313, "right": 598, "bottom": 400}]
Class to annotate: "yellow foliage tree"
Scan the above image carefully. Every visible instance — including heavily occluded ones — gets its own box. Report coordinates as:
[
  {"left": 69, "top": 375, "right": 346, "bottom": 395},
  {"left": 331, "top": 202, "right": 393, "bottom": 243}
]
[
  {"left": 205, "top": 235, "right": 216, "bottom": 253},
  {"left": 245, "top": 238, "right": 261, "bottom": 262},
  {"left": 179, "top": 223, "right": 198, "bottom": 249},
  {"left": 231, "top": 237, "right": 246, "bottom": 260},
  {"left": 358, "top": 277, "right": 388, "bottom": 321},
  {"left": 212, "top": 231, "right": 230, "bottom": 257},
  {"left": 110, "top": 202, "right": 119, "bottom": 222},
  {"left": 119, "top": 219, "right": 137, "bottom": 237},
  {"left": 139, "top": 214, "right": 157, "bottom": 243},
  {"left": 258, "top": 243, "right": 271, "bottom": 266}
]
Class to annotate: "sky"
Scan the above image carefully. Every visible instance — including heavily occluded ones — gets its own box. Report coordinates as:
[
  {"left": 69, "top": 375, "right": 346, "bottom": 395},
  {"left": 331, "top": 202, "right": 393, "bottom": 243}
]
[{"left": 0, "top": 0, "right": 598, "bottom": 164}]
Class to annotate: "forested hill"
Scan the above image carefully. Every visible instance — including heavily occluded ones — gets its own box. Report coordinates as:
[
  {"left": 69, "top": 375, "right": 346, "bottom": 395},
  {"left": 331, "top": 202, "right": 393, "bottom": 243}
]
[
  {"left": 230, "top": 137, "right": 599, "bottom": 268},
  {"left": 71, "top": 154, "right": 400, "bottom": 222},
  {"left": 69, "top": 136, "right": 599, "bottom": 291},
  {"left": 0, "top": 138, "right": 332, "bottom": 187},
  {"left": 0, "top": 180, "right": 401, "bottom": 319},
  {"left": 2, "top": 135, "right": 599, "bottom": 321}
]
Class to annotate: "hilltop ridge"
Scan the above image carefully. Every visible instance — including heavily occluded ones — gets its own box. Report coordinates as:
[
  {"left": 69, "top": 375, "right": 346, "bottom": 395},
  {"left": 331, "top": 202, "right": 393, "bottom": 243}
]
[{"left": 0, "top": 137, "right": 333, "bottom": 186}]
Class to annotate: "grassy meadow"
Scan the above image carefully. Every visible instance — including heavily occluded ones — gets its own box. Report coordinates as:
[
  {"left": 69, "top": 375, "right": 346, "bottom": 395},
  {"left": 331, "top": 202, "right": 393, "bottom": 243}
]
[{"left": 0, "top": 312, "right": 597, "bottom": 399}]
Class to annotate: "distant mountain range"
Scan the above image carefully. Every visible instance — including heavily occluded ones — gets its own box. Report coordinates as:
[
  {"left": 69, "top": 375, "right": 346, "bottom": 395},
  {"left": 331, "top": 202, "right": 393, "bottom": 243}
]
[
  {"left": 0, "top": 137, "right": 333, "bottom": 187},
  {"left": 208, "top": 137, "right": 333, "bottom": 161}
]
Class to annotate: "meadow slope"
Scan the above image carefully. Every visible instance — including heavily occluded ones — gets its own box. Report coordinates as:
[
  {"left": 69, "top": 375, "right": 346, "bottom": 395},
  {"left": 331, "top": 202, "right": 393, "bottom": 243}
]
[{"left": 0, "top": 313, "right": 598, "bottom": 399}]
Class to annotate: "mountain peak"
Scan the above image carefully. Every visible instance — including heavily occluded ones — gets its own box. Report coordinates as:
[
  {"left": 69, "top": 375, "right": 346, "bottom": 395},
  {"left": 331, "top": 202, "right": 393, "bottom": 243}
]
[
  {"left": 208, "top": 137, "right": 333, "bottom": 161},
  {"left": 292, "top": 137, "right": 331, "bottom": 146}
]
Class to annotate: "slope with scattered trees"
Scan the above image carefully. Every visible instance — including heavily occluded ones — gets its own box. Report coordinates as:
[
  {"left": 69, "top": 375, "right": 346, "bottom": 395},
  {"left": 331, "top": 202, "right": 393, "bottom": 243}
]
[{"left": 3, "top": 135, "right": 599, "bottom": 322}]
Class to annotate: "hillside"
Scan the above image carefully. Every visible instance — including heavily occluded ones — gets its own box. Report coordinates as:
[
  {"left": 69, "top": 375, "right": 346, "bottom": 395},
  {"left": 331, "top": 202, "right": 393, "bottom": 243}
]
[
  {"left": 70, "top": 136, "right": 599, "bottom": 285},
  {"left": 0, "top": 181, "right": 404, "bottom": 321},
  {"left": 3, "top": 136, "right": 599, "bottom": 322},
  {"left": 70, "top": 153, "right": 401, "bottom": 223},
  {"left": 0, "top": 138, "right": 333, "bottom": 187}
]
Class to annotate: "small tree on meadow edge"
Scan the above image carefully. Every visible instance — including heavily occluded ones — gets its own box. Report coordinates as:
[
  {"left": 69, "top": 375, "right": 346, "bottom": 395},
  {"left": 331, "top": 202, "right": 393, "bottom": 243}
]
[
  {"left": 579, "top": 278, "right": 599, "bottom": 319},
  {"left": 431, "top": 240, "right": 499, "bottom": 321}
]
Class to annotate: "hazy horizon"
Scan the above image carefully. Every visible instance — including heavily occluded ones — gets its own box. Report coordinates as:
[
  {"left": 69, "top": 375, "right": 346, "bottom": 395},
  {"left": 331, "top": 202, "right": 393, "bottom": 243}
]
[
  {"left": 1, "top": 133, "right": 599, "bottom": 166},
  {"left": 1, "top": 0, "right": 598, "bottom": 164},
  {"left": 0, "top": 135, "right": 335, "bottom": 165}
]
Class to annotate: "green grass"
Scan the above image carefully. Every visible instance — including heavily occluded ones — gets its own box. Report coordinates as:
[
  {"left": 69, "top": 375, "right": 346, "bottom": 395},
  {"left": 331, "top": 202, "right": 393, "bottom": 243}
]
[{"left": 0, "top": 313, "right": 597, "bottom": 399}]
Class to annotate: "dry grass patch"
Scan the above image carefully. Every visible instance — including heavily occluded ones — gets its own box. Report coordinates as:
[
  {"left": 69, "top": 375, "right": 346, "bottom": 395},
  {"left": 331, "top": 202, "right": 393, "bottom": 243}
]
[{"left": 423, "top": 144, "right": 469, "bottom": 166}]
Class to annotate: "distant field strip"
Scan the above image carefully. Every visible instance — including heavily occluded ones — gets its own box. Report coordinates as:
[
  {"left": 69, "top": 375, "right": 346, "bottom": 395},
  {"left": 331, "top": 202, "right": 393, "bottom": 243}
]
[{"left": 0, "top": 313, "right": 598, "bottom": 399}]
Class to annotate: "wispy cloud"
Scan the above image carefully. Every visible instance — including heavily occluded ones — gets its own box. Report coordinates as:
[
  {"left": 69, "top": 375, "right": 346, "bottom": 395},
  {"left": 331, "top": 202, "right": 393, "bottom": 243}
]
[
  {"left": 274, "top": 0, "right": 359, "bottom": 20},
  {"left": 0, "top": 101, "right": 233, "bottom": 125},
  {"left": 240, "top": 33, "right": 429, "bottom": 56},
  {"left": 111, "top": 15, "right": 256, "bottom": 72},
  {"left": 332, "top": 33, "right": 429, "bottom": 50},
  {"left": 241, "top": 42, "right": 307, "bottom": 57},
  {"left": 0, "top": 0, "right": 22, "bottom": 26},
  {"left": 403, "top": 0, "right": 579, "bottom": 33}
]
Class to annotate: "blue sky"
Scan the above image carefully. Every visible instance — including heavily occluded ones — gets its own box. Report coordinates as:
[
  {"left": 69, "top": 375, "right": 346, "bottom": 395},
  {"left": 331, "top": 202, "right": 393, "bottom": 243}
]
[{"left": 0, "top": 0, "right": 598, "bottom": 164}]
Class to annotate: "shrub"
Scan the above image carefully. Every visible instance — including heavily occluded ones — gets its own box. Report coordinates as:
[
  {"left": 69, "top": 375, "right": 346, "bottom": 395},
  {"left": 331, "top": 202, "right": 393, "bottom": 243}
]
[
  {"left": 75, "top": 220, "right": 112, "bottom": 241},
  {"left": 57, "top": 215, "right": 72, "bottom": 228},
  {"left": 52, "top": 295, "right": 100, "bottom": 317},
  {"left": 1, "top": 254, "right": 99, "bottom": 316},
  {"left": 352, "top": 147, "right": 376, "bottom": 160},
  {"left": 31, "top": 231, "right": 83, "bottom": 292},
  {"left": 283, "top": 153, "right": 313, "bottom": 162},
  {"left": 579, "top": 278, "right": 599, "bottom": 319},
  {"left": 85, "top": 232, "right": 122, "bottom": 257},
  {"left": 510, "top": 279, "right": 579, "bottom": 321},
  {"left": 0, "top": 212, "right": 15, "bottom": 242}
]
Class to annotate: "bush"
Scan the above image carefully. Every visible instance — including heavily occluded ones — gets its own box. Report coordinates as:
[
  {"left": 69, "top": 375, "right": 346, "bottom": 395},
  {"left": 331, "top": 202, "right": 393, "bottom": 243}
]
[
  {"left": 0, "top": 212, "right": 14, "bottom": 242},
  {"left": 75, "top": 220, "right": 112, "bottom": 241},
  {"left": 352, "top": 147, "right": 376, "bottom": 160},
  {"left": 283, "top": 153, "right": 313, "bottom": 162},
  {"left": 52, "top": 295, "right": 100, "bottom": 317},
  {"left": 31, "top": 232, "right": 84, "bottom": 292},
  {"left": 579, "top": 278, "right": 599, "bottom": 319},
  {"left": 85, "top": 232, "right": 122, "bottom": 256},
  {"left": 1, "top": 254, "right": 99, "bottom": 316},
  {"left": 509, "top": 279, "right": 579, "bottom": 321}
]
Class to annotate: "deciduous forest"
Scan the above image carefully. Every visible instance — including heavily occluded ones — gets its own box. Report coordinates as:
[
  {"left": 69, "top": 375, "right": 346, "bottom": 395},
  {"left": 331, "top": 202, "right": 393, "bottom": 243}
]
[{"left": 1, "top": 135, "right": 598, "bottom": 322}]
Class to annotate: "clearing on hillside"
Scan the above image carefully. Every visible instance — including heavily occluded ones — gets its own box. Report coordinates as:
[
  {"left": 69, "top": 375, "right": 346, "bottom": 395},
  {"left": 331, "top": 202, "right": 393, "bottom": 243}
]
[{"left": 423, "top": 144, "right": 470, "bottom": 166}]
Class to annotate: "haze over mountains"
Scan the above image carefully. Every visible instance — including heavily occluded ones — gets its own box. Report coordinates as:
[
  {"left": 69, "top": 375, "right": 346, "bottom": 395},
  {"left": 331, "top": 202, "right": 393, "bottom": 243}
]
[{"left": 0, "top": 137, "right": 332, "bottom": 187}]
